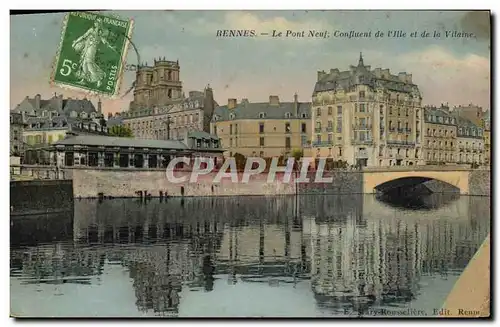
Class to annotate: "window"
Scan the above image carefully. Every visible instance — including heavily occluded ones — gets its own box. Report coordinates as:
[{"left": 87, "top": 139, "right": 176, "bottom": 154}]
[
  {"left": 229, "top": 138, "right": 233, "bottom": 147},
  {"left": 229, "top": 124, "right": 233, "bottom": 135},
  {"left": 285, "top": 112, "right": 291, "bottom": 119},
  {"left": 301, "top": 123, "right": 307, "bottom": 133},
  {"left": 328, "top": 120, "right": 333, "bottom": 129},
  {"left": 301, "top": 113, "right": 307, "bottom": 118},
  {"left": 328, "top": 133, "right": 333, "bottom": 143},
  {"left": 259, "top": 123, "right": 264, "bottom": 134},
  {"left": 359, "top": 104, "right": 366, "bottom": 113},
  {"left": 337, "top": 106, "right": 342, "bottom": 115},
  {"left": 259, "top": 151, "right": 264, "bottom": 157},
  {"left": 259, "top": 112, "right": 266, "bottom": 119},
  {"left": 260, "top": 137, "right": 264, "bottom": 146},
  {"left": 301, "top": 135, "right": 307, "bottom": 145},
  {"left": 213, "top": 126, "right": 217, "bottom": 135},
  {"left": 316, "top": 134, "right": 321, "bottom": 143},
  {"left": 328, "top": 107, "right": 333, "bottom": 115},
  {"left": 285, "top": 137, "right": 291, "bottom": 148},
  {"left": 316, "top": 108, "right": 321, "bottom": 116},
  {"left": 336, "top": 117, "right": 342, "bottom": 132},
  {"left": 285, "top": 123, "right": 291, "bottom": 133},
  {"left": 359, "top": 91, "right": 365, "bottom": 98},
  {"left": 315, "top": 121, "right": 321, "bottom": 129},
  {"left": 235, "top": 124, "right": 238, "bottom": 134}
]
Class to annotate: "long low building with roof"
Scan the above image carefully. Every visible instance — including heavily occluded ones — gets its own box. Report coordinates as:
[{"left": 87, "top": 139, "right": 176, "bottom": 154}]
[{"left": 50, "top": 132, "right": 224, "bottom": 169}]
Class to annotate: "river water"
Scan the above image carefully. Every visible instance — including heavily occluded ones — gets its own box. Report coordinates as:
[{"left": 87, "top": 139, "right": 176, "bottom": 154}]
[{"left": 10, "top": 194, "right": 490, "bottom": 318}]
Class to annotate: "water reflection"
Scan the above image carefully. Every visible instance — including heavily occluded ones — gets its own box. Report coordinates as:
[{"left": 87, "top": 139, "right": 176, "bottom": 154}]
[{"left": 10, "top": 194, "right": 490, "bottom": 317}]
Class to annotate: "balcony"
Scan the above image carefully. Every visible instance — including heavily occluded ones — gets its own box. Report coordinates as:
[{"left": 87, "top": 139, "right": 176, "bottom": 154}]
[
  {"left": 397, "top": 128, "right": 404, "bottom": 133},
  {"left": 389, "top": 127, "right": 396, "bottom": 132},
  {"left": 326, "top": 127, "right": 333, "bottom": 132},
  {"left": 315, "top": 128, "right": 322, "bottom": 133},
  {"left": 353, "top": 124, "right": 372, "bottom": 130},
  {"left": 355, "top": 150, "right": 369, "bottom": 159},
  {"left": 386, "top": 140, "right": 416, "bottom": 146},
  {"left": 405, "top": 128, "right": 412, "bottom": 133},
  {"left": 352, "top": 139, "right": 374, "bottom": 145},
  {"left": 312, "top": 141, "right": 334, "bottom": 147}
]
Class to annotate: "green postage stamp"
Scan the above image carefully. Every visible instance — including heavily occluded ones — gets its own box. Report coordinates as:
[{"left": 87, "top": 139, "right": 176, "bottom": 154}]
[{"left": 51, "top": 12, "right": 134, "bottom": 97}]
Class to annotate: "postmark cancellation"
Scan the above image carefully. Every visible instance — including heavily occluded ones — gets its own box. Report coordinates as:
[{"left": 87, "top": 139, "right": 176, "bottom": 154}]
[{"left": 51, "top": 11, "right": 134, "bottom": 98}]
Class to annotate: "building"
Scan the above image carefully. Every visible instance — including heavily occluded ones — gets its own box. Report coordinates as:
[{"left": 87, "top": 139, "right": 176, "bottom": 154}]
[
  {"left": 423, "top": 105, "right": 458, "bottom": 164},
  {"left": 11, "top": 94, "right": 107, "bottom": 164},
  {"left": 51, "top": 134, "right": 224, "bottom": 168},
  {"left": 312, "top": 53, "right": 423, "bottom": 167},
  {"left": 10, "top": 112, "right": 26, "bottom": 157},
  {"left": 454, "top": 116, "right": 485, "bottom": 165},
  {"left": 122, "top": 58, "right": 217, "bottom": 140},
  {"left": 210, "top": 94, "right": 311, "bottom": 158},
  {"left": 482, "top": 111, "right": 491, "bottom": 165}
]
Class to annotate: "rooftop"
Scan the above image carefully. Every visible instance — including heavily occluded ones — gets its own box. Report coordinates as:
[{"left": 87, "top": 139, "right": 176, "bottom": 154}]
[
  {"left": 314, "top": 53, "right": 421, "bottom": 96},
  {"left": 213, "top": 96, "right": 311, "bottom": 121},
  {"left": 54, "top": 135, "right": 189, "bottom": 150}
]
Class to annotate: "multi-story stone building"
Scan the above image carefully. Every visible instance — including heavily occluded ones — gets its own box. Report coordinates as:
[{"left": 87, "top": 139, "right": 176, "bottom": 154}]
[
  {"left": 10, "top": 112, "right": 26, "bottom": 157},
  {"left": 455, "top": 116, "right": 485, "bottom": 165},
  {"left": 11, "top": 93, "right": 107, "bottom": 164},
  {"left": 122, "top": 58, "right": 217, "bottom": 141},
  {"left": 210, "top": 94, "right": 311, "bottom": 158},
  {"left": 312, "top": 54, "right": 423, "bottom": 167},
  {"left": 482, "top": 111, "right": 491, "bottom": 165},
  {"left": 423, "top": 105, "right": 458, "bottom": 164}
]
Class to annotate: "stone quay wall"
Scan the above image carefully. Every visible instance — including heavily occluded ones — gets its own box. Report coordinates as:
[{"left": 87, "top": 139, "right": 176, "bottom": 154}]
[
  {"left": 71, "top": 168, "right": 365, "bottom": 198},
  {"left": 10, "top": 180, "right": 74, "bottom": 216}
]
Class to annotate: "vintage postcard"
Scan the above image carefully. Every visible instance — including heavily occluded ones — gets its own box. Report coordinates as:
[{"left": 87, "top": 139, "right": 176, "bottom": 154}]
[{"left": 9, "top": 10, "right": 491, "bottom": 318}]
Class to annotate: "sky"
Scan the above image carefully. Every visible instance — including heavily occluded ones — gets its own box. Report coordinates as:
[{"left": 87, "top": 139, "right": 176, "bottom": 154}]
[{"left": 10, "top": 10, "right": 491, "bottom": 114}]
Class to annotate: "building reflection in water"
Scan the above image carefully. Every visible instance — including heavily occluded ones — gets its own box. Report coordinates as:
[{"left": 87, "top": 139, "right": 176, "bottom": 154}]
[{"left": 10, "top": 194, "right": 490, "bottom": 317}]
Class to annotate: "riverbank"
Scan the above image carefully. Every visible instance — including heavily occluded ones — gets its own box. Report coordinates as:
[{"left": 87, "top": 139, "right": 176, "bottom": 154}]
[{"left": 10, "top": 180, "right": 73, "bottom": 216}]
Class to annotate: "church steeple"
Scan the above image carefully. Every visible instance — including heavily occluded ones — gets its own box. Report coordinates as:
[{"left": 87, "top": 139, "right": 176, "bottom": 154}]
[{"left": 358, "top": 52, "right": 364, "bottom": 66}]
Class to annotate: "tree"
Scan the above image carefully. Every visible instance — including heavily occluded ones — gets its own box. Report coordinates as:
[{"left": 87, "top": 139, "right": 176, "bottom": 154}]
[{"left": 109, "top": 125, "right": 134, "bottom": 138}]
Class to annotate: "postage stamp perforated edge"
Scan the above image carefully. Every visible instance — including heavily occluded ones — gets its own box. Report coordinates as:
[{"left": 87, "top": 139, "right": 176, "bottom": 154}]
[{"left": 49, "top": 11, "right": 134, "bottom": 99}]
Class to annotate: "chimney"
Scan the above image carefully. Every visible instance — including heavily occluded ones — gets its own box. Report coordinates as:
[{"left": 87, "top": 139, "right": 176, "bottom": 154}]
[
  {"left": 269, "top": 95, "right": 280, "bottom": 106},
  {"left": 35, "top": 94, "right": 41, "bottom": 110},
  {"left": 108, "top": 112, "right": 113, "bottom": 119},
  {"left": 228, "top": 98, "right": 237, "bottom": 109},
  {"left": 294, "top": 93, "right": 298, "bottom": 116},
  {"left": 317, "top": 70, "right": 326, "bottom": 81},
  {"left": 97, "top": 98, "right": 102, "bottom": 114}
]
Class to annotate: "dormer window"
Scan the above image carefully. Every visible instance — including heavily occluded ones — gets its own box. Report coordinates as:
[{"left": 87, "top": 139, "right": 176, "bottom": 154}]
[
  {"left": 213, "top": 115, "right": 218, "bottom": 121},
  {"left": 229, "top": 113, "right": 236, "bottom": 120},
  {"left": 259, "top": 112, "right": 266, "bottom": 119},
  {"left": 301, "top": 113, "right": 307, "bottom": 118},
  {"left": 80, "top": 112, "right": 88, "bottom": 118},
  {"left": 285, "top": 112, "right": 292, "bottom": 119}
]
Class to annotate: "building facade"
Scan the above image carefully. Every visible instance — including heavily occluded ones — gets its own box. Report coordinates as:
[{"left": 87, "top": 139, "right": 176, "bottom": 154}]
[
  {"left": 122, "top": 58, "right": 217, "bottom": 140},
  {"left": 210, "top": 94, "right": 311, "bottom": 158},
  {"left": 10, "top": 112, "right": 26, "bottom": 157},
  {"left": 311, "top": 54, "right": 423, "bottom": 167},
  {"left": 451, "top": 104, "right": 485, "bottom": 128},
  {"left": 423, "top": 105, "right": 458, "bottom": 164},
  {"left": 482, "top": 111, "right": 491, "bottom": 165},
  {"left": 11, "top": 93, "right": 107, "bottom": 164},
  {"left": 455, "top": 116, "right": 485, "bottom": 165}
]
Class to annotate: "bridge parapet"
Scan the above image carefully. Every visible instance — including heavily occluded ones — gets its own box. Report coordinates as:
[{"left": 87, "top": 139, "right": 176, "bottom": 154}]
[{"left": 362, "top": 165, "right": 489, "bottom": 172}]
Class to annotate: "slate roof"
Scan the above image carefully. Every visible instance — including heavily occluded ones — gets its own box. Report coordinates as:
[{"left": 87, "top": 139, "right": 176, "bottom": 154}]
[
  {"left": 12, "top": 94, "right": 97, "bottom": 115},
  {"left": 106, "top": 115, "right": 124, "bottom": 127},
  {"left": 187, "top": 130, "right": 219, "bottom": 140},
  {"left": 54, "top": 135, "right": 189, "bottom": 150},
  {"left": 313, "top": 54, "right": 421, "bottom": 96},
  {"left": 213, "top": 101, "right": 311, "bottom": 121}
]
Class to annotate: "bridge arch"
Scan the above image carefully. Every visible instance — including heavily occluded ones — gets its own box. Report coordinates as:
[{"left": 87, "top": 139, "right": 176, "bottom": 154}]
[{"left": 363, "top": 170, "right": 470, "bottom": 195}]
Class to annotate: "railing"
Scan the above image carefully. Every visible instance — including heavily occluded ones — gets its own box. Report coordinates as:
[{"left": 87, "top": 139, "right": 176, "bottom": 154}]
[
  {"left": 397, "top": 128, "right": 405, "bottom": 133},
  {"left": 352, "top": 124, "right": 372, "bottom": 130},
  {"left": 326, "top": 127, "right": 333, "bottom": 132},
  {"left": 315, "top": 128, "right": 322, "bottom": 133},
  {"left": 355, "top": 151, "right": 369, "bottom": 158},
  {"left": 351, "top": 139, "right": 374, "bottom": 145},
  {"left": 386, "top": 140, "right": 416, "bottom": 146},
  {"left": 312, "top": 141, "right": 334, "bottom": 147}
]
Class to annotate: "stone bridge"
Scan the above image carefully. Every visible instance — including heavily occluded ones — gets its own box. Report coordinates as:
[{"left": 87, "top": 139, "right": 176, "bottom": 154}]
[{"left": 362, "top": 166, "right": 489, "bottom": 195}]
